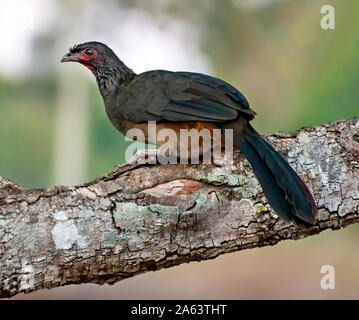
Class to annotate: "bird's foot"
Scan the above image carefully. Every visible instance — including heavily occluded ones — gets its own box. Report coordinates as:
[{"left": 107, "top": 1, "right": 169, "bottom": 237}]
[
  {"left": 213, "top": 153, "right": 234, "bottom": 167},
  {"left": 116, "top": 149, "right": 160, "bottom": 168}
]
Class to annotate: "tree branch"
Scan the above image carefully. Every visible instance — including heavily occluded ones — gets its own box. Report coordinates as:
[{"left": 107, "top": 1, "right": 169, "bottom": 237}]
[{"left": 1, "top": 117, "right": 359, "bottom": 298}]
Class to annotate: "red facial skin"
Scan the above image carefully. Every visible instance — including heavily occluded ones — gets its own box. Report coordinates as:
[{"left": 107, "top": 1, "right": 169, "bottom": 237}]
[
  {"left": 78, "top": 49, "right": 97, "bottom": 70},
  {"left": 83, "top": 64, "right": 94, "bottom": 70},
  {"left": 61, "top": 48, "right": 101, "bottom": 70},
  {"left": 78, "top": 49, "right": 98, "bottom": 61}
]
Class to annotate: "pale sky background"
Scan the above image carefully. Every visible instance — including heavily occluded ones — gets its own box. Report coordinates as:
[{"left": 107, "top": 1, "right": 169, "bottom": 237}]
[
  {"left": 0, "top": 0, "right": 210, "bottom": 78},
  {"left": 0, "top": 0, "right": 56, "bottom": 76}
]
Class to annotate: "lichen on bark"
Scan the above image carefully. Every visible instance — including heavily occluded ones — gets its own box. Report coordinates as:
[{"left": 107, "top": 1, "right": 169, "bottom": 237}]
[{"left": 0, "top": 117, "right": 358, "bottom": 298}]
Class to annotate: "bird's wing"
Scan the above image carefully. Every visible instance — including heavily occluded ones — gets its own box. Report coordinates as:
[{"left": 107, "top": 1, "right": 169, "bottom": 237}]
[{"left": 120, "top": 70, "right": 256, "bottom": 123}]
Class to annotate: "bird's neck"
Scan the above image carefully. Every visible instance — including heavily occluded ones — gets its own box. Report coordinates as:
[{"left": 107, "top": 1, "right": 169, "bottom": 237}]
[{"left": 94, "top": 60, "right": 136, "bottom": 97}]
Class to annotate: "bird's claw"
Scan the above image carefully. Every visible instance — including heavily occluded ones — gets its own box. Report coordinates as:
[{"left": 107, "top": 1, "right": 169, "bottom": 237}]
[{"left": 115, "top": 149, "right": 160, "bottom": 168}]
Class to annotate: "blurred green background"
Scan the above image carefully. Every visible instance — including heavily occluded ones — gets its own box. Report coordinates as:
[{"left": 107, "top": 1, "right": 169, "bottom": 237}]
[{"left": 1, "top": 0, "right": 358, "bottom": 299}]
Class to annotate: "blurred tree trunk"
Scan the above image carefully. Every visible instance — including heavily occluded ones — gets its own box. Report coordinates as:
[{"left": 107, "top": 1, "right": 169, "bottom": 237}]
[
  {"left": 52, "top": 0, "right": 90, "bottom": 186},
  {"left": 53, "top": 67, "right": 89, "bottom": 185},
  {"left": 0, "top": 117, "right": 358, "bottom": 298}
]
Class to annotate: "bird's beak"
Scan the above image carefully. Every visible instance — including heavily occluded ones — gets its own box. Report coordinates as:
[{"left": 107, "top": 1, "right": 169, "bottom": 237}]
[{"left": 61, "top": 52, "right": 80, "bottom": 63}]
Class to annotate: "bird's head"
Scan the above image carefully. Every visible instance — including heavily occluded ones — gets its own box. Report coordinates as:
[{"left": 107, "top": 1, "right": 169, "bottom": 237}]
[
  {"left": 61, "top": 41, "right": 135, "bottom": 93},
  {"left": 61, "top": 41, "right": 116, "bottom": 71}
]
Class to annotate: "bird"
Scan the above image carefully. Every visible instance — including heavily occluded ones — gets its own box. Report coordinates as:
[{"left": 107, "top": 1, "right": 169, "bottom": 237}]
[{"left": 61, "top": 41, "right": 317, "bottom": 225}]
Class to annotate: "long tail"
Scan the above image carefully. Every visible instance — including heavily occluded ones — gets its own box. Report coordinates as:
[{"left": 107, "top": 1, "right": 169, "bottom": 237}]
[{"left": 231, "top": 123, "right": 317, "bottom": 225}]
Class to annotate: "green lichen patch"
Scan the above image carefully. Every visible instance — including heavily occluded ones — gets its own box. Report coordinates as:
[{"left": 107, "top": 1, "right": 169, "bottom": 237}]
[
  {"left": 232, "top": 175, "right": 262, "bottom": 199},
  {"left": 102, "top": 228, "right": 119, "bottom": 248},
  {"left": 193, "top": 193, "right": 208, "bottom": 211},
  {"left": 113, "top": 202, "right": 149, "bottom": 233},
  {"left": 113, "top": 202, "right": 180, "bottom": 243},
  {"left": 0, "top": 219, "right": 5, "bottom": 240},
  {"left": 149, "top": 204, "right": 178, "bottom": 215},
  {"left": 202, "top": 173, "right": 245, "bottom": 186},
  {"left": 77, "top": 209, "right": 99, "bottom": 236},
  {"left": 201, "top": 173, "right": 262, "bottom": 199},
  {"left": 23, "top": 236, "right": 36, "bottom": 250}
]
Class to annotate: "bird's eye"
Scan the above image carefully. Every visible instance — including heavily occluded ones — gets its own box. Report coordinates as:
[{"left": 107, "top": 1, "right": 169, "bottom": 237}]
[{"left": 85, "top": 49, "right": 94, "bottom": 56}]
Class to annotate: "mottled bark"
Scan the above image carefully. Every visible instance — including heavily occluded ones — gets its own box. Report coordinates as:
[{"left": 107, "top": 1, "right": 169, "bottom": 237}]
[{"left": 1, "top": 118, "right": 359, "bottom": 298}]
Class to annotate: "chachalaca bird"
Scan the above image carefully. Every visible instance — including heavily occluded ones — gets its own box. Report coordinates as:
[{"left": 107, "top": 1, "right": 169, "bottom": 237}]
[{"left": 61, "top": 41, "right": 317, "bottom": 225}]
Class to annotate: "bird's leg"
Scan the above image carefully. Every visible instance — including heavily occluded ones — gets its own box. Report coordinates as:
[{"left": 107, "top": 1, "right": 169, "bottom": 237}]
[
  {"left": 117, "top": 149, "right": 160, "bottom": 168},
  {"left": 213, "top": 151, "right": 234, "bottom": 167},
  {"left": 211, "top": 144, "right": 235, "bottom": 168}
]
